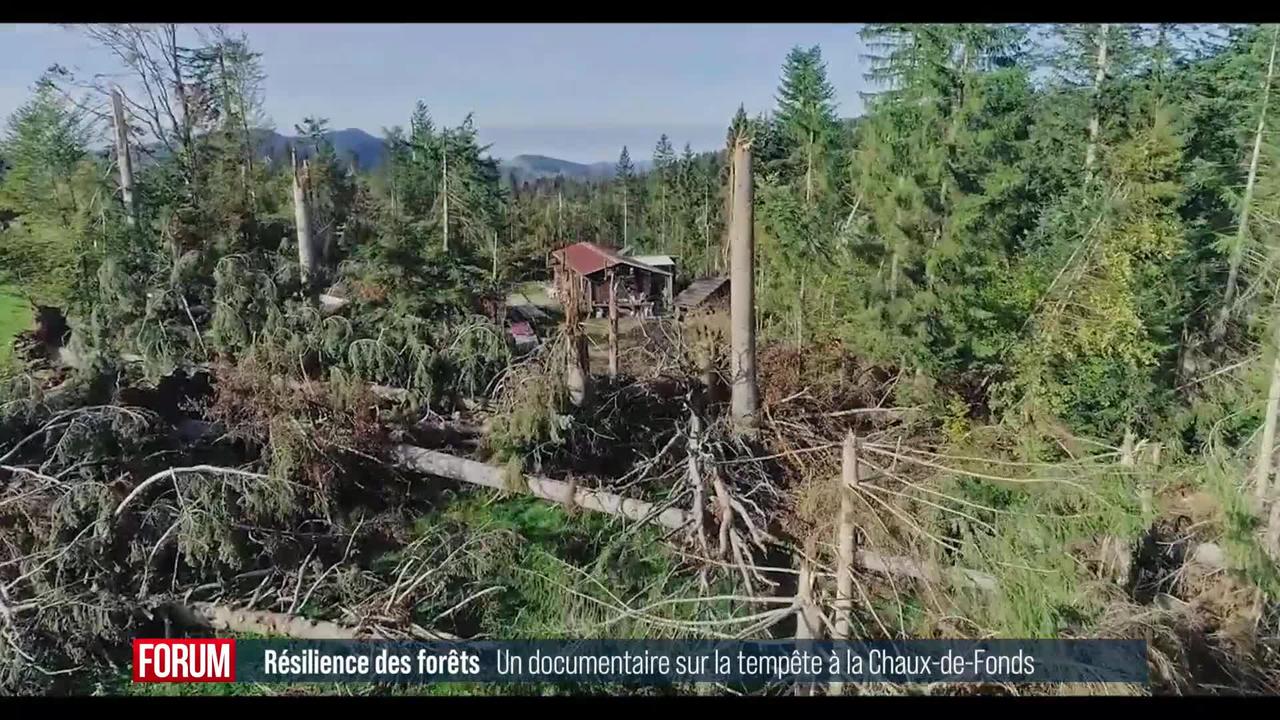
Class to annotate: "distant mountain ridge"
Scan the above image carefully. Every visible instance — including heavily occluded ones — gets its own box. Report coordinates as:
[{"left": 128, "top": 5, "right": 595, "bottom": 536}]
[
  {"left": 500, "top": 154, "right": 654, "bottom": 184},
  {"left": 254, "top": 128, "right": 388, "bottom": 171},
  {"left": 253, "top": 129, "right": 654, "bottom": 182}
]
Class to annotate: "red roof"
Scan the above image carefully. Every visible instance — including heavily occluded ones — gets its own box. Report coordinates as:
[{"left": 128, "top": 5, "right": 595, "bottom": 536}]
[{"left": 552, "top": 242, "right": 671, "bottom": 277}]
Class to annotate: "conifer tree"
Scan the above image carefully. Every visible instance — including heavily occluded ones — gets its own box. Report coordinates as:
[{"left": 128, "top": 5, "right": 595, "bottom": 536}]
[
  {"left": 0, "top": 79, "right": 94, "bottom": 306},
  {"left": 1218, "top": 25, "right": 1279, "bottom": 332},
  {"left": 651, "top": 133, "right": 675, "bottom": 248},
  {"left": 616, "top": 145, "right": 634, "bottom": 247},
  {"left": 0, "top": 82, "right": 91, "bottom": 226},
  {"left": 774, "top": 46, "right": 840, "bottom": 206}
]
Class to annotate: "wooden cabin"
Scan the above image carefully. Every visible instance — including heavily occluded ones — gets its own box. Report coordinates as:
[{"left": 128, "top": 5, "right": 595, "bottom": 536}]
[{"left": 550, "top": 242, "right": 674, "bottom": 317}]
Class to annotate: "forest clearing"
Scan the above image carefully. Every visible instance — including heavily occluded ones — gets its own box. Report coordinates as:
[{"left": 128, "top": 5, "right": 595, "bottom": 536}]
[
  {"left": 3, "top": 22, "right": 1280, "bottom": 696},
  {"left": 0, "top": 289, "right": 24, "bottom": 366}
]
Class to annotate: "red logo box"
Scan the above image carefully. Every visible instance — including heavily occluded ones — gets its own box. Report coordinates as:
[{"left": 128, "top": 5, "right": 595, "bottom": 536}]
[{"left": 133, "top": 639, "right": 236, "bottom": 682}]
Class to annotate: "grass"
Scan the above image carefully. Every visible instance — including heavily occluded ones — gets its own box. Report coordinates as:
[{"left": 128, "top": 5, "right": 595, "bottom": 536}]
[
  {"left": 509, "top": 281, "right": 558, "bottom": 311},
  {"left": 0, "top": 286, "right": 31, "bottom": 368},
  {"left": 909, "top": 429, "right": 1153, "bottom": 639},
  {"left": 1202, "top": 455, "right": 1280, "bottom": 597}
]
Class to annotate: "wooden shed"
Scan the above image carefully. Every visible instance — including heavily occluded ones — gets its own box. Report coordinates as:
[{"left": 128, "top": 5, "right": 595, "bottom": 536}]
[
  {"left": 673, "top": 276, "right": 730, "bottom": 316},
  {"left": 550, "top": 241, "right": 674, "bottom": 317}
]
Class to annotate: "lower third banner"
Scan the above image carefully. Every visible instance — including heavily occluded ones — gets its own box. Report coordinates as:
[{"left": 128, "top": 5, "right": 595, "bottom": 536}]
[{"left": 132, "top": 639, "right": 1148, "bottom": 685}]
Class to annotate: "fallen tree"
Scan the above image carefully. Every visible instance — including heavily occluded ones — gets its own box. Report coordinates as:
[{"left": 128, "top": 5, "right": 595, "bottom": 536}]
[
  {"left": 390, "top": 444, "right": 690, "bottom": 531},
  {"left": 390, "top": 444, "right": 997, "bottom": 592},
  {"left": 160, "top": 602, "right": 461, "bottom": 641}
]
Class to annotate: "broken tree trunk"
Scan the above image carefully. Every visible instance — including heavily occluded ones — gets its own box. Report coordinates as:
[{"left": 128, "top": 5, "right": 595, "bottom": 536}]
[
  {"left": 1219, "top": 24, "right": 1279, "bottom": 331},
  {"left": 729, "top": 135, "right": 759, "bottom": 433},
  {"left": 793, "top": 534, "right": 822, "bottom": 697},
  {"left": 688, "top": 410, "right": 710, "bottom": 557},
  {"left": 110, "top": 86, "right": 136, "bottom": 226},
  {"left": 608, "top": 268, "right": 619, "bottom": 379},
  {"left": 1120, "top": 429, "right": 1136, "bottom": 467},
  {"left": 830, "top": 432, "right": 857, "bottom": 697},
  {"left": 292, "top": 147, "right": 317, "bottom": 285}
]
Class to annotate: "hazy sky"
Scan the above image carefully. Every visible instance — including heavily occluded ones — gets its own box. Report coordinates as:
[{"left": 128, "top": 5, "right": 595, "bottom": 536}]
[{"left": 0, "top": 23, "right": 870, "bottom": 163}]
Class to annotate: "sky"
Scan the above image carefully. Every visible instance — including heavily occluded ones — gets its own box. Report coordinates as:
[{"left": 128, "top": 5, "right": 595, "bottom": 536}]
[{"left": 0, "top": 23, "right": 871, "bottom": 164}]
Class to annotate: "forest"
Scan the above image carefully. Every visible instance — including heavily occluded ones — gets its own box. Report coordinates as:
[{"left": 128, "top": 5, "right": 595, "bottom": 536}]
[{"left": 1, "top": 22, "right": 1280, "bottom": 695}]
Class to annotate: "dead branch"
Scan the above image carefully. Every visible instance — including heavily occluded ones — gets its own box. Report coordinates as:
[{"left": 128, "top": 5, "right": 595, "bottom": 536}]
[{"left": 114, "top": 464, "right": 270, "bottom": 517}]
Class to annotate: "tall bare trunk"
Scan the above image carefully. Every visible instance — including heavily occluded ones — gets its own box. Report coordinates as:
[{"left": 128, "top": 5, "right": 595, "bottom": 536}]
[
  {"left": 796, "top": 274, "right": 805, "bottom": 348},
  {"left": 442, "top": 147, "right": 450, "bottom": 252},
  {"left": 240, "top": 96, "right": 255, "bottom": 206},
  {"left": 703, "top": 184, "right": 712, "bottom": 273},
  {"left": 1257, "top": 322, "right": 1280, "bottom": 504},
  {"left": 729, "top": 138, "right": 759, "bottom": 432},
  {"left": 721, "top": 160, "right": 734, "bottom": 273},
  {"left": 110, "top": 86, "right": 136, "bottom": 226},
  {"left": 1084, "top": 24, "right": 1110, "bottom": 181},
  {"left": 292, "top": 147, "right": 316, "bottom": 285},
  {"left": 1220, "top": 25, "right": 1279, "bottom": 330},
  {"left": 622, "top": 189, "right": 629, "bottom": 247},
  {"left": 491, "top": 230, "right": 499, "bottom": 282},
  {"left": 608, "top": 269, "right": 619, "bottom": 379}
]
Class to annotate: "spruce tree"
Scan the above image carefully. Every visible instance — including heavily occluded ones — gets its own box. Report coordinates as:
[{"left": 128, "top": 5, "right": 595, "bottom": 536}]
[
  {"left": 616, "top": 145, "right": 635, "bottom": 247},
  {"left": 651, "top": 134, "right": 675, "bottom": 248},
  {"left": 774, "top": 45, "right": 840, "bottom": 206},
  {"left": 0, "top": 79, "right": 94, "bottom": 306}
]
